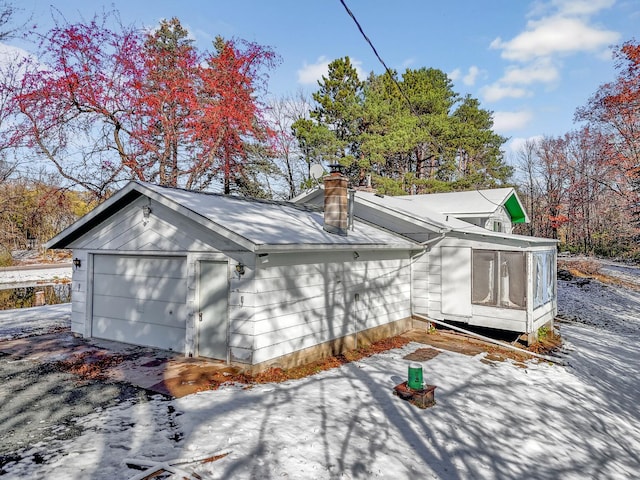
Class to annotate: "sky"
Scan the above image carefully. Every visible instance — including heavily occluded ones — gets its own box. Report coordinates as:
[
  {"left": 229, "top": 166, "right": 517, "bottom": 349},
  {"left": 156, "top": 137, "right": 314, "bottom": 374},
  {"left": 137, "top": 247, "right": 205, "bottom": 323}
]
[{"left": 6, "top": 0, "right": 640, "bottom": 161}]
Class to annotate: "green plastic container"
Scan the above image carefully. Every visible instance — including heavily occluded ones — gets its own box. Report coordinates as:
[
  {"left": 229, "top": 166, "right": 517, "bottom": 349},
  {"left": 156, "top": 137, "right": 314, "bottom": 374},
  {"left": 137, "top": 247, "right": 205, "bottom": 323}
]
[{"left": 408, "top": 363, "right": 424, "bottom": 390}]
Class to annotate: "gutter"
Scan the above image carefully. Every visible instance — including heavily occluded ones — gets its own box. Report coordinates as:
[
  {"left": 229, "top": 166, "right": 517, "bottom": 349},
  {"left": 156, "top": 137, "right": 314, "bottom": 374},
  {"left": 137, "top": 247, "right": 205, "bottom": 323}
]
[
  {"left": 421, "top": 232, "right": 447, "bottom": 247},
  {"left": 253, "top": 243, "right": 424, "bottom": 254}
]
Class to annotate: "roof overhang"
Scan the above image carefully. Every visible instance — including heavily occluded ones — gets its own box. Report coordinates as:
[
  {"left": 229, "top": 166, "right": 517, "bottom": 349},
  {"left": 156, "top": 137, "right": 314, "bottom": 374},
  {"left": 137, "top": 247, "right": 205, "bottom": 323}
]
[
  {"left": 46, "top": 182, "right": 143, "bottom": 249},
  {"left": 45, "top": 182, "right": 257, "bottom": 251},
  {"left": 449, "top": 228, "right": 558, "bottom": 247},
  {"left": 504, "top": 191, "right": 529, "bottom": 224},
  {"left": 354, "top": 195, "right": 450, "bottom": 234}
]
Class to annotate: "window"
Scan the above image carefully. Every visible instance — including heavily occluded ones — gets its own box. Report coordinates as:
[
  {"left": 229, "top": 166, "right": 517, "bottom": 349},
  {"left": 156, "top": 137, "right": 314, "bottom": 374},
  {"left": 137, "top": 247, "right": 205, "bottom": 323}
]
[
  {"left": 533, "top": 251, "right": 555, "bottom": 309},
  {"left": 472, "top": 250, "right": 526, "bottom": 309},
  {"left": 492, "top": 221, "right": 503, "bottom": 232}
]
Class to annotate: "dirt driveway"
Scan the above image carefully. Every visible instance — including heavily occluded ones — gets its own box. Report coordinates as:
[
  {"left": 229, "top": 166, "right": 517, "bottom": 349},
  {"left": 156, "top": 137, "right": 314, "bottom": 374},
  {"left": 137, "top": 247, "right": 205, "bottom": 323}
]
[{"left": 0, "top": 351, "right": 151, "bottom": 467}]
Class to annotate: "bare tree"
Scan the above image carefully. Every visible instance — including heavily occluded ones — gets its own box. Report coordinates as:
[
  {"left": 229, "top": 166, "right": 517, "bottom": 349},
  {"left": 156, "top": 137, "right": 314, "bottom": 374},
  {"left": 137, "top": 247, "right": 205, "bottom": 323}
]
[
  {"left": 268, "top": 91, "right": 316, "bottom": 199},
  {"left": 0, "top": 1, "right": 19, "bottom": 41},
  {"left": 513, "top": 138, "right": 541, "bottom": 237}
]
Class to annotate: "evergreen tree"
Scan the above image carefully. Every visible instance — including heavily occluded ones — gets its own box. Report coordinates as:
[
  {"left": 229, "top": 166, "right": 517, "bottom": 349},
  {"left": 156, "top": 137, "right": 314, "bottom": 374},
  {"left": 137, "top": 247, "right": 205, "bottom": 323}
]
[
  {"left": 309, "top": 57, "right": 363, "bottom": 166},
  {"left": 294, "top": 58, "right": 510, "bottom": 194}
]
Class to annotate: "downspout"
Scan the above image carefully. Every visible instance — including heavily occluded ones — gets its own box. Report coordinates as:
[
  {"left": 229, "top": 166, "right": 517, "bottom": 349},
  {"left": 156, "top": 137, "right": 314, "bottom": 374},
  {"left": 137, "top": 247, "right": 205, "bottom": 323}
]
[
  {"left": 422, "top": 231, "right": 447, "bottom": 247},
  {"left": 348, "top": 189, "right": 355, "bottom": 231}
]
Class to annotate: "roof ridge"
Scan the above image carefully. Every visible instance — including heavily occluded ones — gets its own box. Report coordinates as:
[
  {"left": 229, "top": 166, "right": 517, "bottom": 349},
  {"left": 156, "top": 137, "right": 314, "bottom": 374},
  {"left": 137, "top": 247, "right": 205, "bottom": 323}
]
[{"left": 137, "top": 181, "right": 323, "bottom": 214}]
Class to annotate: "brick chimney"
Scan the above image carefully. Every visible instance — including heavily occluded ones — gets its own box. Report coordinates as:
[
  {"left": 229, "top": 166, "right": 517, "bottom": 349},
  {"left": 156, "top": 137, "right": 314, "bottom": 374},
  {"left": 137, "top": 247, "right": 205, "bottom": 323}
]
[{"left": 323, "top": 165, "right": 348, "bottom": 236}]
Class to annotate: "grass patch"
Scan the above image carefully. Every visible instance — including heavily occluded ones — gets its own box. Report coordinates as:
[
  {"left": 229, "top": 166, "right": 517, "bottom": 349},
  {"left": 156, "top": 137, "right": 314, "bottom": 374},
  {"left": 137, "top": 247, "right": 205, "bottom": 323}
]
[{"left": 559, "top": 259, "right": 640, "bottom": 291}]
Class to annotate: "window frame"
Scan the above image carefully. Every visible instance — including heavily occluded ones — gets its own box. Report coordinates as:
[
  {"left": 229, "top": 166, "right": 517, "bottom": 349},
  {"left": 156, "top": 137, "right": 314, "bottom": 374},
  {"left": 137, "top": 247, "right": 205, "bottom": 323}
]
[
  {"left": 533, "top": 250, "right": 556, "bottom": 309},
  {"left": 471, "top": 249, "right": 527, "bottom": 310}
]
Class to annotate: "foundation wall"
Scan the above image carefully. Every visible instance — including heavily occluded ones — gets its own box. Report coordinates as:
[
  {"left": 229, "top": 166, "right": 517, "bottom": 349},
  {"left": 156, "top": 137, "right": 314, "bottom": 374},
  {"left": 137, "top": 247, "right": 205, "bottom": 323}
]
[{"left": 242, "top": 316, "right": 413, "bottom": 374}]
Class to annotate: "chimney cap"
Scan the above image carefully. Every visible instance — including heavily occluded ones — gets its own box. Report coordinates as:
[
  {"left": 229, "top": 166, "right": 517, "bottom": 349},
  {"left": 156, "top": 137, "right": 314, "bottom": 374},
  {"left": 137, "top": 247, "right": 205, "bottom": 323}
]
[{"left": 327, "top": 163, "right": 345, "bottom": 175}]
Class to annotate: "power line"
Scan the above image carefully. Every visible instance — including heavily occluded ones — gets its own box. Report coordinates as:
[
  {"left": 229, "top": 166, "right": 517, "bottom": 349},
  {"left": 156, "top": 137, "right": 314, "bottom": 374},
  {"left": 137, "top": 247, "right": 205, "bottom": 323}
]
[{"left": 338, "top": 0, "right": 417, "bottom": 116}]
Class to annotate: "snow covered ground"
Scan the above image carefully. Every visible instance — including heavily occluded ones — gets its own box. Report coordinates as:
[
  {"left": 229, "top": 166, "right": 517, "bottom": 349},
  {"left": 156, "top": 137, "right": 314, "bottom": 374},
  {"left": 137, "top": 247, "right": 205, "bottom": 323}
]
[
  {"left": 0, "top": 265, "right": 72, "bottom": 287},
  {"left": 0, "top": 304, "right": 71, "bottom": 340},
  {"left": 2, "top": 262, "right": 640, "bottom": 479}
]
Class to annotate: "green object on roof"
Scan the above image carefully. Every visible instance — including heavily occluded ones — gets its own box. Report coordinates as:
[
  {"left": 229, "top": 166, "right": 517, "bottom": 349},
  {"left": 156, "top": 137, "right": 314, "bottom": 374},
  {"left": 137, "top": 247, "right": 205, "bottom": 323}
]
[{"left": 504, "top": 193, "right": 527, "bottom": 223}]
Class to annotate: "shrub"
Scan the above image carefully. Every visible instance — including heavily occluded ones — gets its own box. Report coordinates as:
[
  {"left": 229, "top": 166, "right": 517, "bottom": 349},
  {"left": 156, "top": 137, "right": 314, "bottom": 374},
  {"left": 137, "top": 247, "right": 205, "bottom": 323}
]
[{"left": 0, "top": 249, "right": 13, "bottom": 267}]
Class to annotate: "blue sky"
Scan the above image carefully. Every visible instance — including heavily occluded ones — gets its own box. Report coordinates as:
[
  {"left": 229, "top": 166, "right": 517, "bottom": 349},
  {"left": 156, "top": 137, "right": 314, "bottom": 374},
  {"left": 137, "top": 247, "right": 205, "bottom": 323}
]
[{"left": 9, "top": 0, "right": 640, "bottom": 160}]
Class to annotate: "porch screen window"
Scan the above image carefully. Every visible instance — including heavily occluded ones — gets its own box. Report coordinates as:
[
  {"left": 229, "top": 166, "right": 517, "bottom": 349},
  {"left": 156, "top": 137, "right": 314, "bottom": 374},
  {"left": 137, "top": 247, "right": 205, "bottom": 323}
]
[
  {"left": 533, "top": 251, "right": 555, "bottom": 309},
  {"left": 472, "top": 250, "right": 526, "bottom": 309}
]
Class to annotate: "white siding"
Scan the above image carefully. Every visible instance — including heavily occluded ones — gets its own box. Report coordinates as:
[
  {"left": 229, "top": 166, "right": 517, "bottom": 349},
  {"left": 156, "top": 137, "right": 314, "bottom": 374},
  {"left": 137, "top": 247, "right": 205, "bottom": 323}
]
[
  {"left": 67, "top": 196, "right": 252, "bottom": 356},
  {"left": 411, "top": 251, "right": 429, "bottom": 314},
  {"left": 70, "top": 250, "right": 88, "bottom": 334},
  {"left": 427, "top": 245, "right": 443, "bottom": 318},
  {"left": 227, "top": 252, "right": 256, "bottom": 364},
  {"left": 250, "top": 250, "right": 412, "bottom": 364},
  {"left": 484, "top": 207, "right": 513, "bottom": 234},
  {"left": 469, "top": 305, "right": 527, "bottom": 331},
  {"left": 425, "top": 238, "right": 557, "bottom": 334},
  {"left": 441, "top": 246, "right": 472, "bottom": 317},
  {"left": 69, "top": 197, "right": 238, "bottom": 252},
  {"left": 532, "top": 301, "right": 556, "bottom": 331}
]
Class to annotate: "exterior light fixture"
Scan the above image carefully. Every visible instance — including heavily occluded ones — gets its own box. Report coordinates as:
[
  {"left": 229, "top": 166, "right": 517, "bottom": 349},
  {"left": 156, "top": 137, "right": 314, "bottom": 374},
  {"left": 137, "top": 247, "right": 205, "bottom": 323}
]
[
  {"left": 142, "top": 204, "right": 152, "bottom": 220},
  {"left": 73, "top": 258, "right": 82, "bottom": 269},
  {"left": 235, "top": 263, "right": 245, "bottom": 275},
  {"left": 353, "top": 251, "right": 360, "bottom": 260}
]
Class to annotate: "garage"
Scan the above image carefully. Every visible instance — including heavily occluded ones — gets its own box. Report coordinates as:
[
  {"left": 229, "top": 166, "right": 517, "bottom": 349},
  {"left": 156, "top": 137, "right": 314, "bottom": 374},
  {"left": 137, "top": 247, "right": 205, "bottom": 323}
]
[{"left": 91, "top": 255, "right": 188, "bottom": 352}]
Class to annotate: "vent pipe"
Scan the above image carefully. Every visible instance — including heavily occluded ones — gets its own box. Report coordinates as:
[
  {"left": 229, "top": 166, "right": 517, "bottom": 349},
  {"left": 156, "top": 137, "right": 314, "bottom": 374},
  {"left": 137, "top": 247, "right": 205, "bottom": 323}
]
[
  {"left": 348, "top": 189, "right": 355, "bottom": 231},
  {"left": 323, "top": 164, "right": 348, "bottom": 236}
]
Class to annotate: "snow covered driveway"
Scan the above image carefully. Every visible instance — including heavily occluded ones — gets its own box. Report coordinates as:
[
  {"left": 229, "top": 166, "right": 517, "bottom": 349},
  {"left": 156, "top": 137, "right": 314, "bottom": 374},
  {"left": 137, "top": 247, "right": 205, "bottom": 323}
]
[
  {"left": 2, "top": 265, "right": 640, "bottom": 479},
  {"left": 0, "top": 304, "right": 71, "bottom": 341}
]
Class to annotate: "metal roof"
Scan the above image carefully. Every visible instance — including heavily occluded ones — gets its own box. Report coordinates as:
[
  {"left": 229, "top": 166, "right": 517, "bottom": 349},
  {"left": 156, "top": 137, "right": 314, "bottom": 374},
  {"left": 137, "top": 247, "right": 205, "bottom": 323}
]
[
  {"left": 46, "top": 182, "right": 419, "bottom": 252},
  {"left": 394, "top": 188, "right": 529, "bottom": 223}
]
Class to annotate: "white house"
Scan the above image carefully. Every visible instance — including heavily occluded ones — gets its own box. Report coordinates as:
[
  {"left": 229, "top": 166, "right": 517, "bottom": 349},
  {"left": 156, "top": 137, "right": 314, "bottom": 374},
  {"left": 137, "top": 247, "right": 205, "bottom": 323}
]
[
  {"left": 46, "top": 173, "right": 557, "bottom": 371},
  {"left": 393, "top": 188, "right": 530, "bottom": 234},
  {"left": 46, "top": 177, "right": 422, "bottom": 370},
  {"left": 292, "top": 185, "right": 557, "bottom": 342}
]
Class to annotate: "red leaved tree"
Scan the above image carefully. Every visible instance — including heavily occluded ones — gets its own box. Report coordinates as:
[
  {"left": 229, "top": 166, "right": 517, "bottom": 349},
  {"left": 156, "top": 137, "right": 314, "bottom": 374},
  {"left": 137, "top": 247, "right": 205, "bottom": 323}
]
[
  {"left": 9, "top": 14, "right": 278, "bottom": 198},
  {"left": 576, "top": 40, "right": 640, "bottom": 225}
]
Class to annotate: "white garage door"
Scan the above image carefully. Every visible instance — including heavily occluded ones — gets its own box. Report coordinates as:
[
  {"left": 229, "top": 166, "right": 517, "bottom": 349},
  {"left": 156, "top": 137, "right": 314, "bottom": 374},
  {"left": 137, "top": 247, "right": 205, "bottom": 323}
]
[{"left": 91, "top": 255, "right": 188, "bottom": 352}]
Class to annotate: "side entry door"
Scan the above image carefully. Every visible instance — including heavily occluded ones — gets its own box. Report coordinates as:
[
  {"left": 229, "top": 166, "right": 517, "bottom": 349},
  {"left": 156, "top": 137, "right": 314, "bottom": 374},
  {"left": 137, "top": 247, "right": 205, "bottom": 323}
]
[{"left": 197, "top": 261, "right": 229, "bottom": 359}]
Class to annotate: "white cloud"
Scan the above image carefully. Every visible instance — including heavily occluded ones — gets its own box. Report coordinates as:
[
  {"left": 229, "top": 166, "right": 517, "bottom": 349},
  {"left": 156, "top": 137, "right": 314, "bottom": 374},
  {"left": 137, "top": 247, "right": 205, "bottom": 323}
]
[
  {"left": 463, "top": 66, "right": 480, "bottom": 86},
  {"left": 501, "top": 59, "right": 559, "bottom": 85},
  {"left": 0, "top": 42, "right": 39, "bottom": 79},
  {"left": 297, "top": 56, "right": 331, "bottom": 85},
  {"left": 297, "top": 56, "right": 366, "bottom": 85},
  {"left": 482, "top": 83, "right": 531, "bottom": 102},
  {"left": 492, "top": 110, "right": 534, "bottom": 133},
  {"left": 449, "top": 66, "right": 481, "bottom": 86},
  {"left": 491, "top": 16, "right": 619, "bottom": 62},
  {"left": 0, "top": 43, "right": 31, "bottom": 65},
  {"left": 401, "top": 58, "right": 415, "bottom": 69},
  {"left": 553, "top": 0, "right": 616, "bottom": 16},
  {"left": 506, "top": 135, "right": 544, "bottom": 156},
  {"left": 350, "top": 59, "right": 366, "bottom": 80},
  {"left": 483, "top": 1, "right": 619, "bottom": 106}
]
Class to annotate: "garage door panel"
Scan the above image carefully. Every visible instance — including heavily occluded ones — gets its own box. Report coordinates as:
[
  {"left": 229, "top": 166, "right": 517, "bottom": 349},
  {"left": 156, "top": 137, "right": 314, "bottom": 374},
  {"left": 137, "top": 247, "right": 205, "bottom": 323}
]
[
  {"left": 92, "top": 296, "right": 188, "bottom": 328},
  {"left": 92, "top": 315, "right": 185, "bottom": 352},
  {"left": 93, "top": 273, "right": 186, "bottom": 303},
  {"left": 94, "top": 255, "right": 186, "bottom": 279},
  {"left": 92, "top": 255, "right": 187, "bottom": 352}
]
